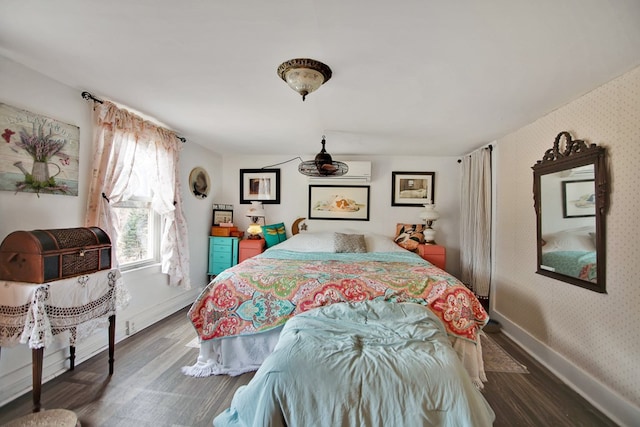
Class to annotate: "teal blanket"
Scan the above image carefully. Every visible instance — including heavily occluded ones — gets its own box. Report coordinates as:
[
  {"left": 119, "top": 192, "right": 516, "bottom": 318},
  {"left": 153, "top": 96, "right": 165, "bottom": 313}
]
[
  {"left": 213, "top": 301, "right": 495, "bottom": 427},
  {"left": 541, "top": 250, "right": 597, "bottom": 282}
]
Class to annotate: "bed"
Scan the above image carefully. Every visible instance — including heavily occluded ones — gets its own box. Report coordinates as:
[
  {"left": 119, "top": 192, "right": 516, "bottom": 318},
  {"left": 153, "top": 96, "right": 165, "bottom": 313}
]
[
  {"left": 183, "top": 232, "right": 489, "bottom": 386},
  {"left": 541, "top": 227, "right": 596, "bottom": 282},
  {"left": 213, "top": 300, "right": 495, "bottom": 427}
]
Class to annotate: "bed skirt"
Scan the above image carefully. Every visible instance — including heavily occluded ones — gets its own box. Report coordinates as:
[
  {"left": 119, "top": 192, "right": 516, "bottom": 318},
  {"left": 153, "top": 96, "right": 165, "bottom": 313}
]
[{"left": 182, "top": 328, "right": 487, "bottom": 388}]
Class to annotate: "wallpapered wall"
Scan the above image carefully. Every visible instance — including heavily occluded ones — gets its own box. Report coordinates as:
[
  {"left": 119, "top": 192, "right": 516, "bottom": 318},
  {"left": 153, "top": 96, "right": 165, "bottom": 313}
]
[{"left": 494, "top": 65, "right": 640, "bottom": 415}]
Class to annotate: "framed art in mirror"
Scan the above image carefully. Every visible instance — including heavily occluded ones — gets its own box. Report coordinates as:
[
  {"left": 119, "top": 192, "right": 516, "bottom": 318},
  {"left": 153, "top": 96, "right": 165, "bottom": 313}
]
[{"left": 532, "top": 131, "right": 608, "bottom": 293}]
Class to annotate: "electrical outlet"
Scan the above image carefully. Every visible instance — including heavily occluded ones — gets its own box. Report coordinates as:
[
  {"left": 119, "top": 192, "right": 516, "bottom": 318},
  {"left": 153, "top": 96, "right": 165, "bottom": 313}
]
[
  {"left": 125, "top": 321, "right": 131, "bottom": 335},
  {"left": 130, "top": 321, "right": 137, "bottom": 334}
]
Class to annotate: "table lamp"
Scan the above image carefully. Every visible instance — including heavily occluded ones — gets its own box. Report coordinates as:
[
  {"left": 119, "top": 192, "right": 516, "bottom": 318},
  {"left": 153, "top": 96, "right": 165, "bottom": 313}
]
[
  {"left": 419, "top": 202, "right": 440, "bottom": 244},
  {"left": 246, "top": 201, "right": 265, "bottom": 239}
]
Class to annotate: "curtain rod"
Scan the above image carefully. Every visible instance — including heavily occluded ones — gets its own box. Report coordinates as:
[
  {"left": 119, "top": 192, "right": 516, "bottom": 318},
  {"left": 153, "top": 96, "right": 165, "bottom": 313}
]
[
  {"left": 457, "top": 144, "right": 492, "bottom": 163},
  {"left": 81, "top": 91, "right": 186, "bottom": 143}
]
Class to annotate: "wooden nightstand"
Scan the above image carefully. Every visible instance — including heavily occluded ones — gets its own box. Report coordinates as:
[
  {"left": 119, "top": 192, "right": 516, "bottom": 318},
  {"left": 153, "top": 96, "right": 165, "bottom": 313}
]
[
  {"left": 417, "top": 244, "right": 446, "bottom": 270},
  {"left": 239, "top": 238, "right": 266, "bottom": 263}
]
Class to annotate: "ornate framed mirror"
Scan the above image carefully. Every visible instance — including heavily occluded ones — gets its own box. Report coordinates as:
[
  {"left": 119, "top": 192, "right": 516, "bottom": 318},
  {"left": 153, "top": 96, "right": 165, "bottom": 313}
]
[{"left": 532, "top": 131, "right": 608, "bottom": 293}]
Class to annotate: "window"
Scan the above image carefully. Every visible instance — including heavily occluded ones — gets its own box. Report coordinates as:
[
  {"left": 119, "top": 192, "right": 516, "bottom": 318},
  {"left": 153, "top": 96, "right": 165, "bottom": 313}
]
[{"left": 112, "top": 197, "right": 161, "bottom": 269}]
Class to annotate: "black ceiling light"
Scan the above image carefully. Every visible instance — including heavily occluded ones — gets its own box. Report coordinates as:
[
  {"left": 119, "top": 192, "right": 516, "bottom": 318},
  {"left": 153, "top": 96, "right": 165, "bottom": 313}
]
[{"left": 298, "top": 136, "right": 348, "bottom": 177}]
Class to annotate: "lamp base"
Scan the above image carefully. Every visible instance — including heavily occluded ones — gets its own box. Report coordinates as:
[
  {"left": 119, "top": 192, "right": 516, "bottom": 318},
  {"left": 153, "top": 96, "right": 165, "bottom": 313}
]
[{"left": 423, "top": 227, "right": 436, "bottom": 244}]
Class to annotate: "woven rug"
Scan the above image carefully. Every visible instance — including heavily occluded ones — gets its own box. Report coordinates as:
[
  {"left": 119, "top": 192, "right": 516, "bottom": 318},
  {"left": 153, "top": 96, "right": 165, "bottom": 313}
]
[
  {"left": 186, "top": 337, "right": 199, "bottom": 348},
  {"left": 481, "top": 333, "right": 529, "bottom": 374}
]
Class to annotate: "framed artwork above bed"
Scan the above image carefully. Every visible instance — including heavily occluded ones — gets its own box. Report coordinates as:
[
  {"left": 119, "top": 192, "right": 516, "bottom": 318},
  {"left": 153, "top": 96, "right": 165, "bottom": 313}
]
[
  {"left": 240, "top": 168, "right": 280, "bottom": 204},
  {"left": 308, "top": 185, "right": 370, "bottom": 221},
  {"left": 391, "top": 171, "right": 435, "bottom": 206}
]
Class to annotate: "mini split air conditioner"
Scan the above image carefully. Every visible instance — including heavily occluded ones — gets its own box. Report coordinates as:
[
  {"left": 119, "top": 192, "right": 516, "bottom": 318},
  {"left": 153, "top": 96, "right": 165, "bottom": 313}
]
[{"left": 308, "top": 161, "right": 371, "bottom": 183}]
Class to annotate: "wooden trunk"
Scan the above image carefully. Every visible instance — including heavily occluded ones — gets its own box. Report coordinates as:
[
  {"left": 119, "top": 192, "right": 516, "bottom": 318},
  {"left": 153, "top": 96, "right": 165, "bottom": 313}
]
[{"left": 0, "top": 227, "right": 112, "bottom": 283}]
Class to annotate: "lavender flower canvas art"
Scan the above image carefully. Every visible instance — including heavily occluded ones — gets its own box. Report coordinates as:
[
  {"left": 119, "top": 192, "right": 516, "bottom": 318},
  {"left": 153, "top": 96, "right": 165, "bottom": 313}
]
[{"left": 0, "top": 103, "right": 79, "bottom": 196}]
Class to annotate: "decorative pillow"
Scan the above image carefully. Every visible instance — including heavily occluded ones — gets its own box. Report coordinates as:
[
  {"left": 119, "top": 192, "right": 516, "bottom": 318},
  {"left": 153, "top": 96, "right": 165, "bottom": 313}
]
[
  {"left": 334, "top": 232, "right": 367, "bottom": 253},
  {"left": 394, "top": 224, "right": 425, "bottom": 251},
  {"left": 262, "top": 223, "right": 287, "bottom": 248}
]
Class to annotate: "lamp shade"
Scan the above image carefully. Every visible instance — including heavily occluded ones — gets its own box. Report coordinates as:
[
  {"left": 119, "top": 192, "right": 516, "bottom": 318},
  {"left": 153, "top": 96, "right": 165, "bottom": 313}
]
[
  {"left": 246, "top": 201, "right": 265, "bottom": 220},
  {"left": 419, "top": 203, "right": 440, "bottom": 223}
]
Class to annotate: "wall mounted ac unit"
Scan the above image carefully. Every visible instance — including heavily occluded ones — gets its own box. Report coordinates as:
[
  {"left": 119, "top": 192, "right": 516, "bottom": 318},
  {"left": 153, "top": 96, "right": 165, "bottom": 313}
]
[{"left": 308, "top": 161, "right": 371, "bottom": 183}]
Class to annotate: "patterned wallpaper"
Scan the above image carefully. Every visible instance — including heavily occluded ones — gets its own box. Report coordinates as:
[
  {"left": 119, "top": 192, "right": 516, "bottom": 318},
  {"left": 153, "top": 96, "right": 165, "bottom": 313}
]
[{"left": 494, "top": 65, "right": 640, "bottom": 407}]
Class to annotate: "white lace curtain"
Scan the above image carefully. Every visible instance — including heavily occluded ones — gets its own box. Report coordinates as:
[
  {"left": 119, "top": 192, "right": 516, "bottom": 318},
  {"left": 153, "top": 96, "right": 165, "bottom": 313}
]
[
  {"left": 460, "top": 147, "right": 492, "bottom": 299},
  {"left": 85, "top": 100, "right": 191, "bottom": 289}
]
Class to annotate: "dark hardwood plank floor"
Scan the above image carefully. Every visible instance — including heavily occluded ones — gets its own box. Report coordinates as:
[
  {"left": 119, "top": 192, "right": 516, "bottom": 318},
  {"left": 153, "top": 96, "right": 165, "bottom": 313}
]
[{"left": 0, "top": 308, "right": 617, "bottom": 426}]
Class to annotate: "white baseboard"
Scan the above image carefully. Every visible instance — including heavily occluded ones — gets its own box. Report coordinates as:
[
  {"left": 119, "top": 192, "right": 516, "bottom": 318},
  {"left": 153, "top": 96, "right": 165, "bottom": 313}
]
[{"left": 490, "top": 310, "right": 639, "bottom": 427}]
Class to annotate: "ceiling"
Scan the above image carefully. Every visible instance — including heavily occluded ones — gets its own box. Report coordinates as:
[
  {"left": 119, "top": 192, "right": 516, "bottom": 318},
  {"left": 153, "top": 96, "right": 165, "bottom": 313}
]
[{"left": 1, "top": 1, "right": 640, "bottom": 157}]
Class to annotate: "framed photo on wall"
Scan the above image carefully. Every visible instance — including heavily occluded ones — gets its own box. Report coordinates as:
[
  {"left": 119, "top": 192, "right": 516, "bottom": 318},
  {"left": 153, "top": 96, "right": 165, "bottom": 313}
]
[
  {"left": 239, "top": 169, "right": 280, "bottom": 204},
  {"left": 308, "top": 185, "right": 370, "bottom": 221},
  {"left": 212, "top": 209, "right": 233, "bottom": 225},
  {"left": 562, "top": 179, "right": 595, "bottom": 218},
  {"left": 391, "top": 171, "right": 435, "bottom": 206}
]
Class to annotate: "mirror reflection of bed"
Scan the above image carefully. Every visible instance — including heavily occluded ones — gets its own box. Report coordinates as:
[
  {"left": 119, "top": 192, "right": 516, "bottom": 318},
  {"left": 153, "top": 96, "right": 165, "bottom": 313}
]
[
  {"left": 539, "top": 166, "right": 596, "bottom": 282},
  {"left": 184, "top": 230, "right": 495, "bottom": 426},
  {"left": 532, "top": 131, "right": 607, "bottom": 293}
]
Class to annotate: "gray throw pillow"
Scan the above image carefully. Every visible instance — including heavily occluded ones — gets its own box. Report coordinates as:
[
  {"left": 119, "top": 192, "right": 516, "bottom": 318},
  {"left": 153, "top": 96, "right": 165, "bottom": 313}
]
[{"left": 334, "top": 232, "right": 367, "bottom": 253}]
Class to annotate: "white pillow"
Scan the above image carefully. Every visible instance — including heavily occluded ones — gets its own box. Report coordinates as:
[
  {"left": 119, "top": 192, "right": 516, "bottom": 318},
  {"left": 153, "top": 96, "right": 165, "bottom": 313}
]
[
  {"left": 365, "top": 233, "right": 408, "bottom": 253},
  {"left": 267, "top": 231, "right": 407, "bottom": 253},
  {"left": 542, "top": 228, "right": 595, "bottom": 253},
  {"left": 270, "top": 232, "right": 335, "bottom": 252}
]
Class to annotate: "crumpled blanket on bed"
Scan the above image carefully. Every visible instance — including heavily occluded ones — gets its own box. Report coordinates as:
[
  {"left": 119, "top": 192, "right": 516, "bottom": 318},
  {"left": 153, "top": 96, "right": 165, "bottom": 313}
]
[
  {"left": 188, "top": 250, "right": 488, "bottom": 344},
  {"left": 213, "top": 301, "right": 495, "bottom": 427}
]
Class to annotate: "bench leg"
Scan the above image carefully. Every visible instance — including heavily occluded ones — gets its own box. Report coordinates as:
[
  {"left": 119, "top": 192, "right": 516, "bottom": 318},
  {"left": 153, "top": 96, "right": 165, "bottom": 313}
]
[
  {"left": 69, "top": 346, "right": 76, "bottom": 370},
  {"left": 32, "top": 347, "right": 44, "bottom": 412},
  {"left": 108, "top": 315, "right": 115, "bottom": 375}
]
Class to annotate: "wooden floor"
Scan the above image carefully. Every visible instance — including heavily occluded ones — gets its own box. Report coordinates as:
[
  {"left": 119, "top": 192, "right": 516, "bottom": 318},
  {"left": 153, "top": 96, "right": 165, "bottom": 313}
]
[{"left": 0, "top": 308, "right": 617, "bottom": 427}]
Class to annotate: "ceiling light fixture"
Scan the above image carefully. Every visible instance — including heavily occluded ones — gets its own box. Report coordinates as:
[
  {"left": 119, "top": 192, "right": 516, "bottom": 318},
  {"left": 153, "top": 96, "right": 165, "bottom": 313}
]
[
  {"left": 298, "top": 136, "right": 348, "bottom": 177},
  {"left": 277, "top": 58, "right": 332, "bottom": 101}
]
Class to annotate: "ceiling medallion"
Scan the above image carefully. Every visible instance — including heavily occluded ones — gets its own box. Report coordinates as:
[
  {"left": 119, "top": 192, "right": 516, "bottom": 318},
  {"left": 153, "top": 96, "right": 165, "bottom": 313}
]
[
  {"left": 277, "top": 58, "right": 332, "bottom": 101},
  {"left": 298, "top": 136, "right": 348, "bottom": 177}
]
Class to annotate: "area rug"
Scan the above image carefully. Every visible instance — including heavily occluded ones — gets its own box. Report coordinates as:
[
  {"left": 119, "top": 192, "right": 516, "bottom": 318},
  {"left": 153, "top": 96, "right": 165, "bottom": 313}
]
[{"left": 481, "top": 333, "right": 529, "bottom": 374}]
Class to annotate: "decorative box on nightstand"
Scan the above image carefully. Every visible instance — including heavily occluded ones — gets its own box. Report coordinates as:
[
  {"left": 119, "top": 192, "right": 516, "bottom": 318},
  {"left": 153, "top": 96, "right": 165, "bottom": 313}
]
[
  {"left": 417, "top": 244, "right": 446, "bottom": 270},
  {"left": 239, "top": 238, "right": 265, "bottom": 263}
]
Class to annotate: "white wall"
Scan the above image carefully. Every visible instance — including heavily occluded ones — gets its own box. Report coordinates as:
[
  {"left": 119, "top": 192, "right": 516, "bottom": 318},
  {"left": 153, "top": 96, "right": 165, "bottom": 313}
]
[
  {"left": 219, "top": 154, "right": 463, "bottom": 276},
  {"left": 0, "top": 55, "right": 221, "bottom": 405},
  {"left": 493, "top": 65, "right": 640, "bottom": 426}
]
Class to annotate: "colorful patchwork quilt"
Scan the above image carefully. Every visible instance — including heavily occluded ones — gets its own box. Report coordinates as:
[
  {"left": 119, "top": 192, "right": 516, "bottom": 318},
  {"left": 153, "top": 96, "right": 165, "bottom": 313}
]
[{"left": 188, "top": 250, "right": 488, "bottom": 343}]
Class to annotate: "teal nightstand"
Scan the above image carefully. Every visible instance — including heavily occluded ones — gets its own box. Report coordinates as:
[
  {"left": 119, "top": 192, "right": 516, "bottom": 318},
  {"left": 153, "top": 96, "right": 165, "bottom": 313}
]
[{"left": 208, "top": 236, "right": 239, "bottom": 276}]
